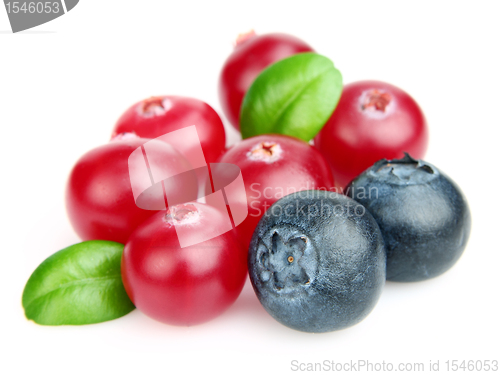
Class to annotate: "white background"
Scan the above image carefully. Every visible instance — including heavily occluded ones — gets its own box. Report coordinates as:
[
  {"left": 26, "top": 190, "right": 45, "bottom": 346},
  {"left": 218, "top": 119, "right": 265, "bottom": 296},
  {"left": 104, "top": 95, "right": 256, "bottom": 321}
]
[{"left": 1, "top": 1, "right": 499, "bottom": 374}]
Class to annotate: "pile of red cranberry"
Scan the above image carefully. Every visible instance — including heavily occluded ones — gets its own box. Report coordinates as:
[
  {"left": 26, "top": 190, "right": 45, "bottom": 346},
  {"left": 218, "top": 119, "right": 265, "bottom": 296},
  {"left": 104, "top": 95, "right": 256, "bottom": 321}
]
[{"left": 66, "top": 31, "right": 428, "bottom": 326}]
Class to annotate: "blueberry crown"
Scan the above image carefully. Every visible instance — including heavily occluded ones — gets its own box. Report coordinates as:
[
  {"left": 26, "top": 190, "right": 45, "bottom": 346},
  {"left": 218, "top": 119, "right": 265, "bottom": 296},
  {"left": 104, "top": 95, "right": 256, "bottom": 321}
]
[{"left": 367, "top": 153, "right": 438, "bottom": 185}]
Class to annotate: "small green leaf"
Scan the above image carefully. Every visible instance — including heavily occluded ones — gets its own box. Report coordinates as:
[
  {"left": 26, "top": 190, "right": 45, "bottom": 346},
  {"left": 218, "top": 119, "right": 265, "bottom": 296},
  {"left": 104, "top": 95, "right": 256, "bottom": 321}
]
[
  {"left": 22, "top": 240, "right": 134, "bottom": 325},
  {"left": 240, "top": 52, "right": 343, "bottom": 141}
]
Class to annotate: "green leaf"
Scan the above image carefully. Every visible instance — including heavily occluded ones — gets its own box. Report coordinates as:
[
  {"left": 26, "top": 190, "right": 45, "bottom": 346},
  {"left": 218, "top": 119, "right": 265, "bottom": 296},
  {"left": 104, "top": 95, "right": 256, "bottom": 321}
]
[
  {"left": 240, "top": 52, "right": 343, "bottom": 141},
  {"left": 22, "top": 240, "right": 134, "bottom": 325}
]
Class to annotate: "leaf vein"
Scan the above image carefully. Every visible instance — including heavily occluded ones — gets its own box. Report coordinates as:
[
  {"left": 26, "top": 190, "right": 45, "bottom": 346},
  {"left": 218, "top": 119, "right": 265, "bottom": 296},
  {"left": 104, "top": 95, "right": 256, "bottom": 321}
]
[
  {"left": 270, "top": 66, "right": 333, "bottom": 132},
  {"left": 24, "top": 275, "right": 121, "bottom": 311}
]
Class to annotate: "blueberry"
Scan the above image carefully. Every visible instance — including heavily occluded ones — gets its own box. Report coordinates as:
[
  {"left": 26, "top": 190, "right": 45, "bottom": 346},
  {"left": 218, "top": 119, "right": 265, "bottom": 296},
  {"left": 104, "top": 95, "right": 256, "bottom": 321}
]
[
  {"left": 346, "top": 154, "right": 471, "bottom": 282},
  {"left": 248, "top": 190, "right": 386, "bottom": 333}
]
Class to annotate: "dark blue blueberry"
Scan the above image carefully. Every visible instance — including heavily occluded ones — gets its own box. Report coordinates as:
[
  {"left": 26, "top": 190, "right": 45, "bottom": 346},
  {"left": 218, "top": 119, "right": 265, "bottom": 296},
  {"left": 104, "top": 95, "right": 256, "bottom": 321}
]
[
  {"left": 346, "top": 153, "right": 471, "bottom": 282},
  {"left": 248, "top": 190, "right": 386, "bottom": 333}
]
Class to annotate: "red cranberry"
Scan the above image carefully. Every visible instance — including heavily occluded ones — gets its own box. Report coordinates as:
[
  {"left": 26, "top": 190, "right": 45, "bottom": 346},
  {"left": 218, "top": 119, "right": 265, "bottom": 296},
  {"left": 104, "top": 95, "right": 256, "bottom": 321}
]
[
  {"left": 112, "top": 96, "right": 226, "bottom": 164},
  {"left": 66, "top": 138, "right": 198, "bottom": 243},
  {"left": 218, "top": 32, "right": 314, "bottom": 129},
  {"left": 122, "top": 202, "right": 247, "bottom": 326},
  {"left": 315, "top": 80, "right": 429, "bottom": 187}
]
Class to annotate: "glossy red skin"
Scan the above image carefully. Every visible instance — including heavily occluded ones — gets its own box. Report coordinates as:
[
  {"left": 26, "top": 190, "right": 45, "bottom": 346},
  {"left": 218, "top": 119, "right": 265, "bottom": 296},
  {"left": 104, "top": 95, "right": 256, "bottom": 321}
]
[
  {"left": 121, "top": 203, "right": 247, "bottom": 326},
  {"left": 315, "top": 80, "right": 429, "bottom": 188},
  {"left": 218, "top": 33, "right": 314, "bottom": 129},
  {"left": 217, "top": 134, "right": 334, "bottom": 248},
  {"left": 112, "top": 96, "right": 226, "bottom": 164},
  {"left": 66, "top": 138, "right": 197, "bottom": 243}
]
